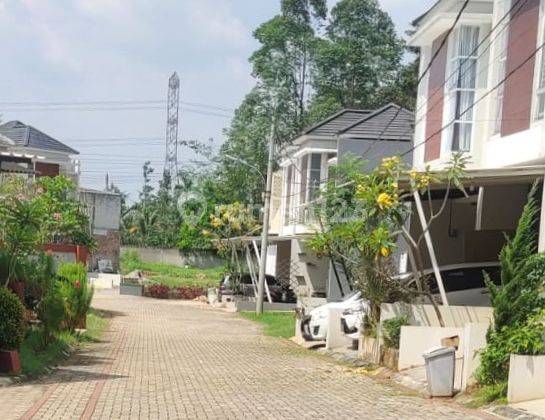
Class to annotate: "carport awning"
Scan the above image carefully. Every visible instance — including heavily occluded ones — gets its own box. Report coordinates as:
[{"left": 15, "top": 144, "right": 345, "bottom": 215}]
[{"left": 401, "top": 165, "right": 545, "bottom": 190}]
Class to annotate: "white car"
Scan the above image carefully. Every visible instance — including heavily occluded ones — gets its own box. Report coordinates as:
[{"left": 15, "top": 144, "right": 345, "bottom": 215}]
[{"left": 301, "top": 292, "right": 368, "bottom": 341}]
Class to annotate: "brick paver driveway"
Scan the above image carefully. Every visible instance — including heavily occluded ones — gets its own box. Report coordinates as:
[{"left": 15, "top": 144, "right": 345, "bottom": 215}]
[{"left": 0, "top": 290, "right": 492, "bottom": 419}]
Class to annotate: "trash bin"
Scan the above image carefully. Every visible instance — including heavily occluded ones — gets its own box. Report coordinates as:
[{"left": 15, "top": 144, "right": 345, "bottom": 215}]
[{"left": 423, "top": 346, "right": 455, "bottom": 397}]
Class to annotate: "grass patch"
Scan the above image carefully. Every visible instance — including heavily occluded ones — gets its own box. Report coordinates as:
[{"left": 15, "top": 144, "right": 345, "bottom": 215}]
[
  {"left": 121, "top": 251, "right": 224, "bottom": 288},
  {"left": 463, "top": 383, "right": 508, "bottom": 408},
  {"left": 19, "top": 308, "right": 108, "bottom": 377},
  {"left": 240, "top": 311, "right": 296, "bottom": 339}
]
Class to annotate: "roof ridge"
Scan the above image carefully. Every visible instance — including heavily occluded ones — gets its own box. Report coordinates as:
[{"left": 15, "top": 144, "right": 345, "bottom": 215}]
[
  {"left": 338, "top": 103, "right": 414, "bottom": 135},
  {"left": 301, "top": 108, "right": 369, "bottom": 135}
]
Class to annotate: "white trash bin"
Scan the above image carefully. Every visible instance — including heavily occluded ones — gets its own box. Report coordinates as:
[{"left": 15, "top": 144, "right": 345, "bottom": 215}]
[{"left": 423, "top": 346, "right": 455, "bottom": 397}]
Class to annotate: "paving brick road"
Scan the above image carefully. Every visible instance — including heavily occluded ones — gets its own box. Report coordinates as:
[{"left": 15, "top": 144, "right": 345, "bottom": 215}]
[{"left": 0, "top": 290, "right": 492, "bottom": 419}]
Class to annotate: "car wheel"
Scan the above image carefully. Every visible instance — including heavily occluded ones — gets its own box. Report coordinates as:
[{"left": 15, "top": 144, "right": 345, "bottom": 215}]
[{"left": 300, "top": 316, "right": 314, "bottom": 341}]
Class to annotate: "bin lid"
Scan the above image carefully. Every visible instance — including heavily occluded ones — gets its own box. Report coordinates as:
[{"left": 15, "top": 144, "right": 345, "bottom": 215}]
[{"left": 423, "top": 346, "right": 455, "bottom": 359}]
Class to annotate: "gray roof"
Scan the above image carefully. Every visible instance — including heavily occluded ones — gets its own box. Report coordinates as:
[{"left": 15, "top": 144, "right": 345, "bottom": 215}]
[
  {"left": 412, "top": 0, "right": 442, "bottom": 26},
  {"left": 302, "top": 109, "right": 372, "bottom": 137},
  {"left": 339, "top": 104, "right": 414, "bottom": 141},
  {"left": 0, "top": 121, "right": 79, "bottom": 155}
]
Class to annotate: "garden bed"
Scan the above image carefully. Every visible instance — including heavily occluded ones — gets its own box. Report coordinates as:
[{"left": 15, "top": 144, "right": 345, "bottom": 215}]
[{"left": 8, "top": 309, "right": 108, "bottom": 380}]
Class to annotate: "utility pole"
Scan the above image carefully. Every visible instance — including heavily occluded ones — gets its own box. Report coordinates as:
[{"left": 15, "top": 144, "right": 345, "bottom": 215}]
[
  {"left": 164, "top": 72, "right": 180, "bottom": 187},
  {"left": 256, "top": 96, "right": 278, "bottom": 315}
]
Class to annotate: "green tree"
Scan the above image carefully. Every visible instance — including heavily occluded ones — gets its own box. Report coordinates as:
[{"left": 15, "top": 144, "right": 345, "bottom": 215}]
[{"left": 312, "top": 0, "right": 404, "bottom": 109}]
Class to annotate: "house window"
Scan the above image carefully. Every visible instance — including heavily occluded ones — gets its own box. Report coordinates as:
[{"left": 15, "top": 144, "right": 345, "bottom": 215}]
[
  {"left": 448, "top": 25, "right": 480, "bottom": 151},
  {"left": 536, "top": 1, "right": 545, "bottom": 120},
  {"left": 308, "top": 153, "right": 322, "bottom": 201},
  {"left": 493, "top": 0, "right": 511, "bottom": 133}
]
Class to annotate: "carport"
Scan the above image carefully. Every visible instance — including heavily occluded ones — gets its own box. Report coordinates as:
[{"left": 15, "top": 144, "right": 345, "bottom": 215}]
[{"left": 406, "top": 165, "right": 545, "bottom": 306}]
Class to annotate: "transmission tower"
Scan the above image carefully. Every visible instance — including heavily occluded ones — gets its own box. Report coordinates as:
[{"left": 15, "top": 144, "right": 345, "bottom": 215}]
[{"left": 164, "top": 72, "right": 180, "bottom": 185}]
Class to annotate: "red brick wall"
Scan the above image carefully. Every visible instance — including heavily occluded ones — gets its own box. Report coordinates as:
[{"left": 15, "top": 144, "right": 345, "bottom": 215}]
[
  {"left": 35, "top": 162, "right": 60, "bottom": 177},
  {"left": 425, "top": 33, "right": 449, "bottom": 162},
  {"left": 501, "top": 0, "right": 540, "bottom": 136}
]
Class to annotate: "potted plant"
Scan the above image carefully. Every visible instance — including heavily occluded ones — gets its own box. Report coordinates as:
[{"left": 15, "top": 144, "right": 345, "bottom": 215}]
[{"left": 0, "top": 287, "right": 25, "bottom": 375}]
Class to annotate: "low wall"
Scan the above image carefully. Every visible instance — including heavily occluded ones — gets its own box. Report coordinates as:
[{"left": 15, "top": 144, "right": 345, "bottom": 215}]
[
  {"left": 508, "top": 355, "right": 545, "bottom": 403},
  {"left": 398, "top": 326, "right": 464, "bottom": 371},
  {"left": 121, "top": 246, "right": 224, "bottom": 269},
  {"left": 381, "top": 302, "right": 494, "bottom": 328}
]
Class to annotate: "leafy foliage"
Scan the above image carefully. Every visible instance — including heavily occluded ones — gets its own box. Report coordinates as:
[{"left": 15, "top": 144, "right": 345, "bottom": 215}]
[
  {"left": 477, "top": 185, "right": 545, "bottom": 392},
  {"left": 382, "top": 316, "right": 409, "bottom": 349},
  {"left": 56, "top": 263, "right": 94, "bottom": 332},
  {"left": 312, "top": 0, "right": 404, "bottom": 109},
  {"left": 0, "top": 287, "right": 25, "bottom": 350},
  {"left": 308, "top": 153, "right": 469, "bottom": 327}
]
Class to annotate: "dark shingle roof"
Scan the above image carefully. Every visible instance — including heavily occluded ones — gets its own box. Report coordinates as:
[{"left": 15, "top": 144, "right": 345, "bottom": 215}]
[
  {"left": 339, "top": 104, "right": 414, "bottom": 141},
  {"left": 302, "top": 109, "right": 372, "bottom": 137},
  {"left": 0, "top": 121, "right": 78, "bottom": 155}
]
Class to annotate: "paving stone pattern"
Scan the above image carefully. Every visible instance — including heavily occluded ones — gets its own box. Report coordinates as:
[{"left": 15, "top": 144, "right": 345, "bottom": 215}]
[{"left": 0, "top": 290, "right": 492, "bottom": 419}]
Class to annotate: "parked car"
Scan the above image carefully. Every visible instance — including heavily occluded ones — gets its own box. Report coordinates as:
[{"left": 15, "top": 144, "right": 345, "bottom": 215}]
[
  {"left": 301, "top": 291, "right": 367, "bottom": 341},
  {"left": 219, "top": 274, "right": 295, "bottom": 303},
  {"left": 302, "top": 262, "right": 501, "bottom": 343},
  {"left": 402, "top": 262, "right": 501, "bottom": 307}
]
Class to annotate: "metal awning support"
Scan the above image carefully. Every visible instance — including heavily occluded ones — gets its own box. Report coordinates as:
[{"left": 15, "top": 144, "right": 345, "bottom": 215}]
[
  {"left": 413, "top": 190, "right": 449, "bottom": 307},
  {"left": 252, "top": 240, "right": 272, "bottom": 304}
]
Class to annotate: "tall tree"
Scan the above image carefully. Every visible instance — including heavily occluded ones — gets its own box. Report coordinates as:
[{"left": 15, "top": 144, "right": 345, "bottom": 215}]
[
  {"left": 312, "top": 0, "right": 404, "bottom": 110},
  {"left": 250, "top": 0, "right": 327, "bottom": 137}
]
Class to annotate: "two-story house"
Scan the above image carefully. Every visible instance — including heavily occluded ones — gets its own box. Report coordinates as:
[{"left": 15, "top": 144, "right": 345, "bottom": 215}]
[
  {"left": 267, "top": 104, "right": 414, "bottom": 306},
  {"left": 407, "top": 0, "right": 545, "bottom": 305},
  {"left": 0, "top": 120, "right": 121, "bottom": 271},
  {"left": 0, "top": 120, "right": 79, "bottom": 180}
]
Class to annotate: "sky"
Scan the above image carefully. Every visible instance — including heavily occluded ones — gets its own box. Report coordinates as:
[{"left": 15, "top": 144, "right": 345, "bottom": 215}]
[{"left": 0, "top": 0, "right": 436, "bottom": 200}]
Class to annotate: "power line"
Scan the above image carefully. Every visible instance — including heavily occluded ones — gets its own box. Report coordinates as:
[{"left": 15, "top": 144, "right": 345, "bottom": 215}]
[
  {"left": 360, "top": 0, "right": 472, "bottom": 160},
  {"left": 0, "top": 106, "right": 232, "bottom": 118},
  {"left": 402, "top": 36, "right": 545, "bottom": 157},
  {"left": 405, "top": 0, "right": 529, "bottom": 144},
  {"left": 0, "top": 99, "right": 235, "bottom": 112},
  {"left": 363, "top": 0, "right": 529, "bottom": 162}
]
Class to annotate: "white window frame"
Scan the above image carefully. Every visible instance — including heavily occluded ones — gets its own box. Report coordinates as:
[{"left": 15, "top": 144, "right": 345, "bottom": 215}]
[
  {"left": 491, "top": 0, "right": 511, "bottom": 134},
  {"left": 533, "top": 0, "right": 545, "bottom": 121},
  {"left": 443, "top": 25, "right": 481, "bottom": 155}
]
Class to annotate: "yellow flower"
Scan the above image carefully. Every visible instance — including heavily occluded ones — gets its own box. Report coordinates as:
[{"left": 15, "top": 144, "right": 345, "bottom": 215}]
[
  {"left": 376, "top": 192, "right": 395, "bottom": 209},
  {"left": 210, "top": 216, "right": 223, "bottom": 228},
  {"left": 129, "top": 226, "right": 138, "bottom": 234},
  {"left": 380, "top": 246, "right": 391, "bottom": 258},
  {"left": 201, "top": 229, "right": 211, "bottom": 237},
  {"left": 381, "top": 156, "right": 400, "bottom": 170}
]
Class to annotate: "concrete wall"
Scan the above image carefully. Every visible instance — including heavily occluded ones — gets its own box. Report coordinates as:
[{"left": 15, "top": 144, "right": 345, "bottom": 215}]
[
  {"left": 398, "top": 326, "right": 464, "bottom": 370},
  {"left": 508, "top": 355, "right": 545, "bottom": 403},
  {"left": 381, "top": 302, "right": 494, "bottom": 328},
  {"left": 121, "top": 246, "right": 224, "bottom": 269}
]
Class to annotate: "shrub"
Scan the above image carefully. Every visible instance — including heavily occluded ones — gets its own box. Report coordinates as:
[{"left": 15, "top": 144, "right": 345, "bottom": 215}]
[
  {"left": 120, "top": 250, "right": 142, "bottom": 274},
  {"left": 57, "top": 263, "right": 93, "bottom": 331},
  {"left": 175, "top": 285, "right": 205, "bottom": 300},
  {"left": 476, "top": 312, "right": 545, "bottom": 385},
  {"left": 382, "top": 316, "right": 409, "bottom": 349},
  {"left": 38, "top": 285, "right": 66, "bottom": 345},
  {"left": 23, "top": 252, "right": 56, "bottom": 311},
  {"left": 477, "top": 185, "right": 545, "bottom": 394},
  {"left": 0, "top": 287, "right": 25, "bottom": 350},
  {"left": 145, "top": 284, "right": 171, "bottom": 299}
]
